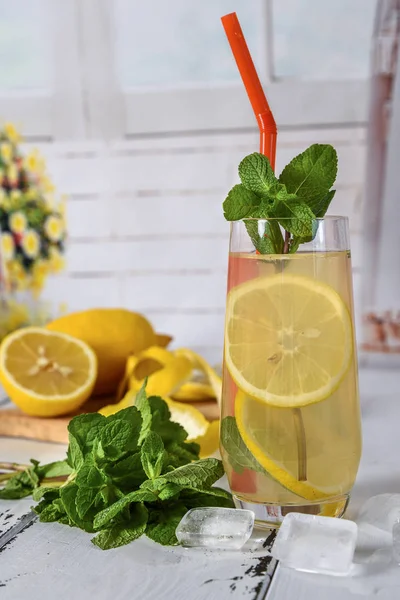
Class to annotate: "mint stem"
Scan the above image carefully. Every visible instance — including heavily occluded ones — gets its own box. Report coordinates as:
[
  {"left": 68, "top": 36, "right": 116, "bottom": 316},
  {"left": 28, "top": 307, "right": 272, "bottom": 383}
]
[
  {"left": 283, "top": 230, "right": 290, "bottom": 254},
  {"left": 0, "top": 472, "right": 14, "bottom": 483},
  {"left": 293, "top": 408, "right": 307, "bottom": 481},
  {"left": 0, "top": 462, "right": 29, "bottom": 472}
]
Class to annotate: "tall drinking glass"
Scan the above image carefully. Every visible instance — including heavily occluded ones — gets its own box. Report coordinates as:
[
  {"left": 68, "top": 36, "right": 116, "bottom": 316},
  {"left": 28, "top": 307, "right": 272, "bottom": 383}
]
[{"left": 220, "top": 217, "right": 362, "bottom": 526}]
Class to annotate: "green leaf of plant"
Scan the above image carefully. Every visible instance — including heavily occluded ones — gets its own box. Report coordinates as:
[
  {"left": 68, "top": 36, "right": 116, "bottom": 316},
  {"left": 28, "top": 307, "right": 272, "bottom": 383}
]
[
  {"left": 76, "top": 486, "right": 98, "bottom": 519},
  {"left": 313, "top": 189, "right": 336, "bottom": 218},
  {"left": 0, "top": 467, "right": 39, "bottom": 499},
  {"left": 38, "top": 499, "right": 66, "bottom": 523},
  {"left": 279, "top": 144, "right": 337, "bottom": 211},
  {"left": 37, "top": 460, "right": 73, "bottom": 479},
  {"left": 60, "top": 483, "right": 95, "bottom": 532},
  {"left": 140, "top": 431, "right": 165, "bottom": 480},
  {"left": 135, "top": 381, "right": 152, "bottom": 444},
  {"left": 93, "top": 491, "right": 155, "bottom": 530},
  {"left": 238, "top": 152, "right": 277, "bottom": 195},
  {"left": 75, "top": 454, "right": 106, "bottom": 489},
  {"left": 92, "top": 504, "right": 148, "bottom": 550},
  {"left": 101, "top": 408, "right": 142, "bottom": 460},
  {"left": 223, "top": 184, "right": 260, "bottom": 221},
  {"left": 32, "top": 486, "right": 60, "bottom": 502},
  {"left": 220, "top": 417, "right": 267, "bottom": 475},
  {"left": 140, "top": 478, "right": 182, "bottom": 501},
  {"left": 275, "top": 199, "right": 315, "bottom": 239},
  {"left": 164, "top": 440, "right": 200, "bottom": 469},
  {"left": 146, "top": 503, "right": 187, "bottom": 546},
  {"left": 179, "top": 487, "right": 234, "bottom": 509},
  {"left": 149, "top": 396, "right": 187, "bottom": 443},
  {"left": 68, "top": 413, "right": 106, "bottom": 457},
  {"left": 244, "top": 219, "right": 284, "bottom": 254},
  {"left": 67, "top": 433, "right": 84, "bottom": 470},
  {"left": 105, "top": 453, "right": 146, "bottom": 490},
  {"left": 163, "top": 458, "right": 224, "bottom": 490}
]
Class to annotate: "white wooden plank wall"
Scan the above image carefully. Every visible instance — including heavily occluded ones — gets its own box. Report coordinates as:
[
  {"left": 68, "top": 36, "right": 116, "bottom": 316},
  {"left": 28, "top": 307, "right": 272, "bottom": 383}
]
[{"left": 27, "top": 127, "right": 366, "bottom": 364}]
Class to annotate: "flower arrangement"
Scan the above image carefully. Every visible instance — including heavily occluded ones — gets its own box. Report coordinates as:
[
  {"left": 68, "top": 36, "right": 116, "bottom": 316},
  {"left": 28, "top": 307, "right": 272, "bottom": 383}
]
[{"left": 0, "top": 123, "right": 66, "bottom": 296}]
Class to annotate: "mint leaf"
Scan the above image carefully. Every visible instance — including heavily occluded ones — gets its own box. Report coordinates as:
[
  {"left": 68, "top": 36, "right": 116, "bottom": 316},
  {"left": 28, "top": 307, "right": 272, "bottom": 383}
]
[
  {"left": 313, "top": 189, "right": 336, "bottom": 218},
  {"left": 141, "top": 432, "right": 165, "bottom": 480},
  {"left": 163, "top": 458, "right": 224, "bottom": 490},
  {"left": 68, "top": 413, "right": 106, "bottom": 456},
  {"left": 279, "top": 144, "right": 337, "bottom": 211},
  {"left": 180, "top": 487, "right": 234, "bottom": 509},
  {"left": 223, "top": 184, "right": 259, "bottom": 221},
  {"left": 32, "top": 487, "right": 60, "bottom": 502},
  {"left": 275, "top": 199, "right": 315, "bottom": 239},
  {"left": 101, "top": 408, "right": 142, "bottom": 460},
  {"left": 140, "top": 478, "right": 182, "bottom": 501},
  {"left": 60, "top": 483, "right": 95, "bottom": 532},
  {"left": 239, "top": 152, "right": 276, "bottom": 195},
  {"left": 105, "top": 453, "right": 146, "bottom": 490},
  {"left": 37, "top": 460, "right": 73, "bottom": 479},
  {"left": 75, "top": 454, "right": 106, "bottom": 489},
  {"left": 38, "top": 499, "right": 67, "bottom": 523},
  {"left": 146, "top": 504, "right": 187, "bottom": 546},
  {"left": 76, "top": 486, "right": 98, "bottom": 519},
  {"left": 135, "top": 381, "right": 152, "bottom": 444},
  {"left": 164, "top": 440, "right": 200, "bottom": 469},
  {"left": 149, "top": 396, "right": 187, "bottom": 443},
  {"left": 92, "top": 504, "right": 148, "bottom": 550},
  {"left": 244, "top": 219, "right": 283, "bottom": 254},
  {"left": 93, "top": 491, "right": 156, "bottom": 530},
  {"left": 221, "top": 417, "right": 266, "bottom": 475},
  {"left": 0, "top": 466, "right": 39, "bottom": 499},
  {"left": 67, "top": 433, "right": 84, "bottom": 470}
]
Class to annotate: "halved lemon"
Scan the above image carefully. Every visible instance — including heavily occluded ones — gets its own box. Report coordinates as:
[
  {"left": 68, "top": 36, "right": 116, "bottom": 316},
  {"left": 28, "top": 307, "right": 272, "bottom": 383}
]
[
  {"left": 0, "top": 327, "right": 97, "bottom": 417},
  {"left": 235, "top": 390, "right": 345, "bottom": 501},
  {"left": 225, "top": 274, "right": 353, "bottom": 408}
]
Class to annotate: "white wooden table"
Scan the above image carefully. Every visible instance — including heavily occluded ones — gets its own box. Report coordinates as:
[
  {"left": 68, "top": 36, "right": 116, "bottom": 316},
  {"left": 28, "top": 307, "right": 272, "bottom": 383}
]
[{"left": 1, "top": 367, "right": 399, "bottom": 600}]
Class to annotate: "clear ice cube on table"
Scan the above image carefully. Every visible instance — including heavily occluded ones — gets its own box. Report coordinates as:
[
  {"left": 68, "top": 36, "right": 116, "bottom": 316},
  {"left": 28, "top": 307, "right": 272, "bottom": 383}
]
[
  {"left": 175, "top": 507, "right": 255, "bottom": 549},
  {"left": 357, "top": 494, "right": 400, "bottom": 535},
  {"left": 271, "top": 513, "right": 358, "bottom": 576}
]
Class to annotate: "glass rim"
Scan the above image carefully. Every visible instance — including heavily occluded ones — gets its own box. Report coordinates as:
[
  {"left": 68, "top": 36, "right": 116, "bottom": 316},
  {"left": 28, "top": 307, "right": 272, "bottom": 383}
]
[{"left": 239, "top": 215, "right": 348, "bottom": 223}]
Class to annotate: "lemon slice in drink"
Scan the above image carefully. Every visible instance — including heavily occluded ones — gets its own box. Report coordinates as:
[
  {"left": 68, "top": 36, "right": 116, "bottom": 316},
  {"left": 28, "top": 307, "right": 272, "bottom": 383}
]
[
  {"left": 225, "top": 274, "right": 352, "bottom": 408},
  {"left": 0, "top": 327, "right": 97, "bottom": 417},
  {"left": 235, "top": 390, "right": 345, "bottom": 501}
]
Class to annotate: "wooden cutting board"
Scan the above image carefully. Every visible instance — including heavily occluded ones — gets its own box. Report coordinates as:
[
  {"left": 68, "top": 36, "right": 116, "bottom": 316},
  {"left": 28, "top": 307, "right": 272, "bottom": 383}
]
[{"left": 0, "top": 398, "right": 220, "bottom": 444}]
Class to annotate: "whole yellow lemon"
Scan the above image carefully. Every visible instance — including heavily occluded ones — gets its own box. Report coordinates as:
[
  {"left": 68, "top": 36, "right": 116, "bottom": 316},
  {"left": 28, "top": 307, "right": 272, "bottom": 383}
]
[{"left": 47, "top": 308, "right": 156, "bottom": 396}]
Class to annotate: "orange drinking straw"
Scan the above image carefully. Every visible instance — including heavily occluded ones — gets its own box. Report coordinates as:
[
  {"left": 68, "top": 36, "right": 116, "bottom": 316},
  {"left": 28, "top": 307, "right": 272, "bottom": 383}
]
[{"left": 221, "top": 12, "right": 277, "bottom": 169}]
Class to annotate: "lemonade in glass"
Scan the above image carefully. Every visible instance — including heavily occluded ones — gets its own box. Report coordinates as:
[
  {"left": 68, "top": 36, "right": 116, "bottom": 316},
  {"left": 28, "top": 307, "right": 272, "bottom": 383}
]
[{"left": 220, "top": 217, "right": 362, "bottom": 526}]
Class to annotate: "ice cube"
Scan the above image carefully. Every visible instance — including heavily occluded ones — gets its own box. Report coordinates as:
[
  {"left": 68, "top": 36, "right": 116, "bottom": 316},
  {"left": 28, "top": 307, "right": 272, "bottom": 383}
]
[
  {"left": 357, "top": 494, "right": 400, "bottom": 534},
  {"left": 271, "top": 513, "right": 358, "bottom": 576},
  {"left": 175, "top": 507, "right": 255, "bottom": 549}
]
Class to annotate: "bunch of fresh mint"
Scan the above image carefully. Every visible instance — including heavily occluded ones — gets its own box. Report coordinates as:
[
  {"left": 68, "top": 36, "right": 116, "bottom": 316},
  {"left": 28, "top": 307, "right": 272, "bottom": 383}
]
[
  {"left": 223, "top": 144, "right": 338, "bottom": 254},
  {"left": 0, "top": 386, "right": 232, "bottom": 549}
]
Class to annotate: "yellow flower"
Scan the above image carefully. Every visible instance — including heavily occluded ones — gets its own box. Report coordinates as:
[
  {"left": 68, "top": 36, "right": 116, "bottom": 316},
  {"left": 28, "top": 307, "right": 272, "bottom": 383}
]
[
  {"left": 25, "top": 189, "right": 38, "bottom": 201},
  {"left": 1, "top": 233, "right": 15, "bottom": 260},
  {"left": 44, "top": 214, "right": 64, "bottom": 242},
  {"left": 0, "top": 189, "right": 6, "bottom": 205},
  {"left": 9, "top": 211, "right": 27, "bottom": 234},
  {"left": 6, "top": 260, "right": 28, "bottom": 291},
  {"left": 49, "top": 246, "right": 65, "bottom": 273},
  {"left": 1, "top": 143, "right": 13, "bottom": 164},
  {"left": 33, "top": 259, "right": 49, "bottom": 279},
  {"left": 7, "top": 164, "right": 18, "bottom": 184},
  {"left": 24, "top": 149, "right": 45, "bottom": 174},
  {"left": 40, "top": 175, "right": 55, "bottom": 194},
  {"left": 21, "top": 229, "right": 40, "bottom": 259},
  {"left": 4, "top": 123, "right": 21, "bottom": 144}
]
